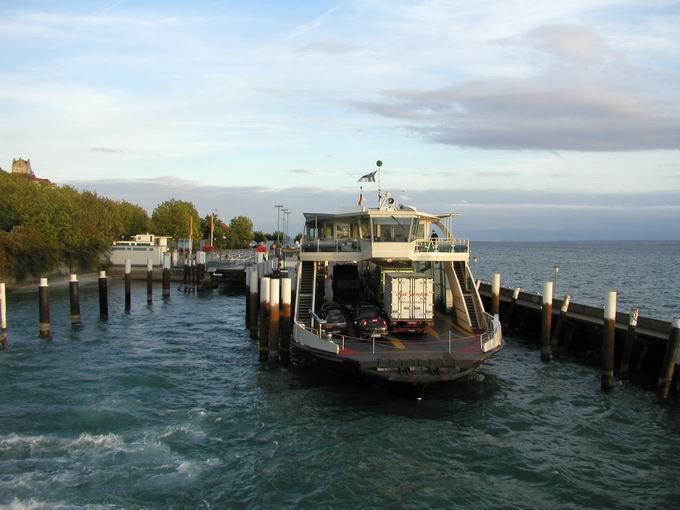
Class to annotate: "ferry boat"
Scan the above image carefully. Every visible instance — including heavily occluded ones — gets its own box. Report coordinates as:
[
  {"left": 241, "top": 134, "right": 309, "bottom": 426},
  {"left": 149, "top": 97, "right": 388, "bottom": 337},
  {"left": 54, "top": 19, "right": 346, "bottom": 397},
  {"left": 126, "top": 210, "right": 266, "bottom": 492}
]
[{"left": 291, "top": 190, "right": 503, "bottom": 386}]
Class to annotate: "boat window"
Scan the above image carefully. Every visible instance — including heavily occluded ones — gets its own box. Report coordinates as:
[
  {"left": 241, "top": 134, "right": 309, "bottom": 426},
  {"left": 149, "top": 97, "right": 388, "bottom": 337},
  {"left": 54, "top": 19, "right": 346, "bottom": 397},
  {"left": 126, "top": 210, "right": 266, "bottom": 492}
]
[
  {"left": 336, "top": 223, "right": 351, "bottom": 239},
  {"left": 360, "top": 217, "right": 371, "bottom": 240},
  {"left": 412, "top": 221, "right": 426, "bottom": 240},
  {"left": 372, "top": 216, "right": 414, "bottom": 242}
]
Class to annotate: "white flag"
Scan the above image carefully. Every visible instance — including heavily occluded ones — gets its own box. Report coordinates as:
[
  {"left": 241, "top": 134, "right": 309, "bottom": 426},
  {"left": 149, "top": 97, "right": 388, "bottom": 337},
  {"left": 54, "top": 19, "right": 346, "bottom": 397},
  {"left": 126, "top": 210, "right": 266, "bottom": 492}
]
[{"left": 357, "top": 170, "right": 377, "bottom": 182}]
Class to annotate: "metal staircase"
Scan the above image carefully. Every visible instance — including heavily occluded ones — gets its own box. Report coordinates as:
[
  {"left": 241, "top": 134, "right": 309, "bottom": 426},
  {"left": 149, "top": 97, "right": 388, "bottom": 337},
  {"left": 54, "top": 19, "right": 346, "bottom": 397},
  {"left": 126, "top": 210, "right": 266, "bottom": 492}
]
[
  {"left": 296, "top": 261, "right": 315, "bottom": 328},
  {"left": 454, "top": 261, "right": 480, "bottom": 330}
]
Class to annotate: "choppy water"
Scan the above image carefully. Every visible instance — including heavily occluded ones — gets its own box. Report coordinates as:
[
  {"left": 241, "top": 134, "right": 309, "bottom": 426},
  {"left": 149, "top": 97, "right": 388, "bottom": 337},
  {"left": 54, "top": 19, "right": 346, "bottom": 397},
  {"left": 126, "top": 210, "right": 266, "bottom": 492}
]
[
  {"left": 2, "top": 243, "right": 680, "bottom": 509},
  {"left": 473, "top": 241, "right": 680, "bottom": 320}
]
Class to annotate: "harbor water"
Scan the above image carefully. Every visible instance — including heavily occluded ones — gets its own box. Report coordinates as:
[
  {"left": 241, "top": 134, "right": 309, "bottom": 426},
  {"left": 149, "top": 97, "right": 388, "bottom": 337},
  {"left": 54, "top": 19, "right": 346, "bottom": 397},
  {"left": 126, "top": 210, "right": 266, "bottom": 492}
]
[{"left": 1, "top": 242, "right": 680, "bottom": 509}]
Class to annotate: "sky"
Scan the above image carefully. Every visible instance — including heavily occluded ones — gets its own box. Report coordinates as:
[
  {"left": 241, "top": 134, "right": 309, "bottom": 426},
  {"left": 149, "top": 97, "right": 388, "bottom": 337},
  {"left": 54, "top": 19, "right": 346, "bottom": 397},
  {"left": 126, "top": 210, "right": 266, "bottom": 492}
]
[{"left": 1, "top": 0, "right": 679, "bottom": 239}]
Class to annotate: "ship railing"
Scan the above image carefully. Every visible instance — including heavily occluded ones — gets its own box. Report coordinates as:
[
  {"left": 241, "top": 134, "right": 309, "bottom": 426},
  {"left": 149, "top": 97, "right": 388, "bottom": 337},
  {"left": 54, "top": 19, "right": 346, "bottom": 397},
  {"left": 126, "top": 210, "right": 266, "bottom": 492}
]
[
  {"left": 322, "top": 326, "right": 501, "bottom": 358},
  {"left": 479, "top": 312, "right": 502, "bottom": 352},
  {"left": 414, "top": 238, "right": 469, "bottom": 253},
  {"left": 300, "top": 237, "right": 361, "bottom": 253}
]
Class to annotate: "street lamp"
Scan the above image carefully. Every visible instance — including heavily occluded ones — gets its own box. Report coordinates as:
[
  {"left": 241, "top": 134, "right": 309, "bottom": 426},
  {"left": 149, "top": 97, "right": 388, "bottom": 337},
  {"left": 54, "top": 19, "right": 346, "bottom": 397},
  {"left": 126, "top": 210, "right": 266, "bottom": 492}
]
[
  {"left": 275, "top": 205, "right": 284, "bottom": 245},
  {"left": 284, "top": 210, "right": 291, "bottom": 246}
]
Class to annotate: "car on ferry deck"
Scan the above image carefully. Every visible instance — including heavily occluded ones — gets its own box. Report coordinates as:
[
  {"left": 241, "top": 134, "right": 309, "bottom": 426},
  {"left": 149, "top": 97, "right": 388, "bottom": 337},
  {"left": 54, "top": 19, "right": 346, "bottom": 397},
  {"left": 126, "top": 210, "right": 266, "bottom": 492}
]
[{"left": 352, "top": 304, "right": 388, "bottom": 338}]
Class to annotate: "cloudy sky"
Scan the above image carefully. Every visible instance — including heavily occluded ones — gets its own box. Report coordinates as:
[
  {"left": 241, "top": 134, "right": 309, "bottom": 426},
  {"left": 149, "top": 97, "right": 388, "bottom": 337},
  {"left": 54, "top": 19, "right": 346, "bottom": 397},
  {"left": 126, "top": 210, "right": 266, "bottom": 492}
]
[{"left": 1, "top": 0, "right": 679, "bottom": 238}]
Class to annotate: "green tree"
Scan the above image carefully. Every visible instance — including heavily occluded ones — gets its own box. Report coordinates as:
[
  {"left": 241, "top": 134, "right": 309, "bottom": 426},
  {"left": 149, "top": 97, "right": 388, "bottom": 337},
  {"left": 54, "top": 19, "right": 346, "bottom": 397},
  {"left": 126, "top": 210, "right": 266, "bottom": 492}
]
[
  {"left": 227, "top": 216, "right": 254, "bottom": 248},
  {"left": 151, "top": 199, "right": 200, "bottom": 247}
]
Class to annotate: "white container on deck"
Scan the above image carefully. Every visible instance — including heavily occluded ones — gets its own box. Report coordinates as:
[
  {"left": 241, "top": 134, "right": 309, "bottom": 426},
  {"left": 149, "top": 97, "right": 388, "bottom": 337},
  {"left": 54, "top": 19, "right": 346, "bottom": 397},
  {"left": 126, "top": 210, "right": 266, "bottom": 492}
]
[{"left": 383, "top": 272, "right": 434, "bottom": 326}]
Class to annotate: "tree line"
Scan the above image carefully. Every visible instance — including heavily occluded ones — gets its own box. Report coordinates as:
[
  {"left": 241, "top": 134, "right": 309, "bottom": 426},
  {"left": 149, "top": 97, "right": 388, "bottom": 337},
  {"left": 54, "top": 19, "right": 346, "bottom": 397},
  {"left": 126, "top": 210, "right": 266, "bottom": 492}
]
[{"left": 0, "top": 171, "right": 255, "bottom": 281}]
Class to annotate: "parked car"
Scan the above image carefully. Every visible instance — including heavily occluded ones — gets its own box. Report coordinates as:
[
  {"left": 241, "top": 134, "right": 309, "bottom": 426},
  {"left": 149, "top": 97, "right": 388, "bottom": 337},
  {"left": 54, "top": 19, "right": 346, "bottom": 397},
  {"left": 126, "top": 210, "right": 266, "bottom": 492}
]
[
  {"left": 352, "top": 304, "right": 388, "bottom": 337},
  {"left": 321, "top": 307, "right": 347, "bottom": 334}
]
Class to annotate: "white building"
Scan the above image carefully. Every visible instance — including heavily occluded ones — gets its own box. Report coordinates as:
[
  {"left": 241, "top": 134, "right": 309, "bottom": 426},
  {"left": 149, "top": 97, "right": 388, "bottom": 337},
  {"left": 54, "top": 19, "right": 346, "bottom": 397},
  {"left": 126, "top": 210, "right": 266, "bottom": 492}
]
[{"left": 109, "top": 234, "right": 172, "bottom": 267}]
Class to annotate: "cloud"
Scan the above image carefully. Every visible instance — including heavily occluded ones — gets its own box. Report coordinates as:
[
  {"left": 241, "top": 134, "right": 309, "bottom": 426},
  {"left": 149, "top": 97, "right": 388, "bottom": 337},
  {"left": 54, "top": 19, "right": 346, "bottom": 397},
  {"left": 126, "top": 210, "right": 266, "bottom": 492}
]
[
  {"left": 289, "top": 169, "right": 312, "bottom": 175},
  {"left": 297, "top": 41, "right": 367, "bottom": 56},
  {"left": 513, "top": 24, "right": 611, "bottom": 65},
  {"left": 288, "top": 6, "right": 340, "bottom": 39},
  {"left": 89, "top": 147, "right": 126, "bottom": 154},
  {"left": 353, "top": 79, "right": 680, "bottom": 151}
]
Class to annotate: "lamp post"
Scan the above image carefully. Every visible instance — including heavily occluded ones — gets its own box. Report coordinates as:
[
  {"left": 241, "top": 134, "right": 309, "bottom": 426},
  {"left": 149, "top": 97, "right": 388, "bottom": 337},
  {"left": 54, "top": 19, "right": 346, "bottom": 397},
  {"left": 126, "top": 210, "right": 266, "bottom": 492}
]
[
  {"left": 554, "top": 264, "right": 560, "bottom": 297},
  {"left": 275, "top": 205, "right": 284, "bottom": 245},
  {"left": 283, "top": 210, "right": 291, "bottom": 246}
]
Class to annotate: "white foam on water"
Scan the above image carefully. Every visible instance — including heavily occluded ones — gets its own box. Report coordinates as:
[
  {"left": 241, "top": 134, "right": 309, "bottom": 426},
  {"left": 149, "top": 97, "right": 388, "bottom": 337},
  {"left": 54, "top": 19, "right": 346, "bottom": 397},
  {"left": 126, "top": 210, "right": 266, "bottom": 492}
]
[
  {"left": 0, "top": 499, "right": 116, "bottom": 510},
  {"left": 158, "top": 425, "right": 206, "bottom": 440},
  {"left": 0, "top": 435, "right": 51, "bottom": 455},
  {"left": 67, "top": 433, "right": 123, "bottom": 452}
]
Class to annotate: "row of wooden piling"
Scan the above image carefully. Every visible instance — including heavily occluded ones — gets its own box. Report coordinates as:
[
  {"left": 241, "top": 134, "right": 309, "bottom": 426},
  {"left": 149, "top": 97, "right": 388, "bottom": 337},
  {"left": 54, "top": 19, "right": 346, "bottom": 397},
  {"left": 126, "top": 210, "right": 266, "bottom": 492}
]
[
  {"left": 244, "top": 257, "right": 293, "bottom": 364},
  {"left": 488, "top": 271, "right": 680, "bottom": 399},
  {"left": 181, "top": 259, "right": 207, "bottom": 293},
  {"left": 0, "top": 256, "right": 172, "bottom": 345}
]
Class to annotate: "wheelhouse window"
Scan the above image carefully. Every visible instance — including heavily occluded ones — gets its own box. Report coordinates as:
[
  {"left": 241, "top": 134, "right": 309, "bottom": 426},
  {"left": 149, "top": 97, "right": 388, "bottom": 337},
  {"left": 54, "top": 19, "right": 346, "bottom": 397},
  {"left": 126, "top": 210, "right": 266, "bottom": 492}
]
[
  {"left": 335, "top": 223, "right": 352, "bottom": 239},
  {"left": 360, "top": 217, "right": 371, "bottom": 240},
  {"left": 371, "top": 216, "right": 415, "bottom": 242}
]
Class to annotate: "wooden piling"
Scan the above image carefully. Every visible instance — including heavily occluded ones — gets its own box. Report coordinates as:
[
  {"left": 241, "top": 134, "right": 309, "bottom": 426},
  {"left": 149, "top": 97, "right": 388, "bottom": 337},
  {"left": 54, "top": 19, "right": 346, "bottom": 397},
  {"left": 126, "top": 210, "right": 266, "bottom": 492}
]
[
  {"left": 38, "top": 277, "right": 51, "bottom": 339},
  {"left": 657, "top": 318, "right": 680, "bottom": 400},
  {"left": 602, "top": 291, "right": 617, "bottom": 391},
  {"left": 146, "top": 258, "right": 153, "bottom": 305},
  {"left": 98, "top": 271, "right": 108, "bottom": 320},
  {"left": 69, "top": 274, "right": 81, "bottom": 326},
  {"left": 269, "top": 278, "right": 280, "bottom": 363},
  {"left": 541, "top": 281, "right": 553, "bottom": 362},
  {"left": 259, "top": 277, "right": 270, "bottom": 361},
  {"left": 248, "top": 266, "right": 259, "bottom": 339},
  {"left": 551, "top": 294, "right": 570, "bottom": 346},
  {"left": 162, "top": 254, "right": 171, "bottom": 298},
  {"left": 1, "top": 282, "right": 7, "bottom": 349},
  {"left": 124, "top": 259, "right": 132, "bottom": 311},
  {"left": 620, "top": 307, "right": 639, "bottom": 377},
  {"left": 491, "top": 273, "right": 501, "bottom": 317},
  {"left": 280, "top": 277, "right": 292, "bottom": 364},
  {"left": 503, "top": 287, "right": 520, "bottom": 329},
  {"left": 182, "top": 262, "right": 189, "bottom": 292}
]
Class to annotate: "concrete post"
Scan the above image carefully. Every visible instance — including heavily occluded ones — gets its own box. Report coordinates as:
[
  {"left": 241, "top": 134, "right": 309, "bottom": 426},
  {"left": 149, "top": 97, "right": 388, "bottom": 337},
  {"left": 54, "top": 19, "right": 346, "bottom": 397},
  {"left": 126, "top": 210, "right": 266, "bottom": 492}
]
[
  {"left": 657, "top": 318, "right": 680, "bottom": 400},
  {"left": 1, "top": 282, "right": 8, "bottom": 349},
  {"left": 245, "top": 267, "right": 251, "bottom": 327},
  {"left": 491, "top": 273, "right": 501, "bottom": 317},
  {"left": 280, "top": 277, "right": 292, "bottom": 364},
  {"left": 259, "top": 277, "right": 270, "bottom": 362},
  {"left": 620, "top": 307, "right": 640, "bottom": 377},
  {"left": 602, "top": 291, "right": 617, "bottom": 391},
  {"left": 98, "top": 271, "right": 108, "bottom": 320},
  {"left": 248, "top": 266, "right": 259, "bottom": 339},
  {"left": 541, "top": 281, "right": 553, "bottom": 362},
  {"left": 38, "top": 277, "right": 51, "bottom": 339},
  {"left": 146, "top": 258, "right": 153, "bottom": 305},
  {"left": 124, "top": 259, "right": 132, "bottom": 312},
  {"left": 269, "top": 278, "right": 280, "bottom": 363},
  {"left": 162, "top": 254, "right": 171, "bottom": 298},
  {"left": 69, "top": 274, "right": 81, "bottom": 326}
]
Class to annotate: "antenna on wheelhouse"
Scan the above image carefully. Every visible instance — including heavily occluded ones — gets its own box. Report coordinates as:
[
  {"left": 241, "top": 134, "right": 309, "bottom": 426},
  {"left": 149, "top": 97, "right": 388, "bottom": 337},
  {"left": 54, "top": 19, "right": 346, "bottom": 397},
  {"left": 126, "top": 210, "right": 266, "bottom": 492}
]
[{"left": 376, "top": 160, "right": 383, "bottom": 207}]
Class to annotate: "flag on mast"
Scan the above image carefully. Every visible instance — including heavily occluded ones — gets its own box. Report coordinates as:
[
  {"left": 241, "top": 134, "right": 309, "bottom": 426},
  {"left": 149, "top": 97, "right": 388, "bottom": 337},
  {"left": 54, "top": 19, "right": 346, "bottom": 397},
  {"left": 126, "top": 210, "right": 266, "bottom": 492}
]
[
  {"left": 358, "top": 187, "right": 365, "bottom": 207},
  {"left": 357, "top": 170, "right": 377, "bottom": 182}
]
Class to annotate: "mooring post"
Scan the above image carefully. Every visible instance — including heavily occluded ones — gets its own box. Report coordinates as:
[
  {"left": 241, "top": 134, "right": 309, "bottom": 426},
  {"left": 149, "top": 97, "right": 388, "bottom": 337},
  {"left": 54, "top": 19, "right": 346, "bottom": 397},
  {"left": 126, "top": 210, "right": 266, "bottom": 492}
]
[
  {"left": 1, "top": 282, "right": 8, "bottom": 349},
  {"left": 551, "top": 294, "right": 570, "bottom": 346},
  {"left": 248, "top": 266, "right": 259, "bottom": 339},
  {"left": 541, "top": 281, "right": 553, "bottom": 362},
  {"left": 162, "top": 254, "right": 171, "bottom": 298},
  {"left": 146, "top": 258, "right": 153, "bottom": 305},
  {"left": 602, "top": 291, "right": 617, "bottom": 391},
  {"left": 269, "top": 278, "right": 280, "bottom": 363},
  {"left": 98, "top": 271, "right": 108, "bottom": 320},
  {"left": 491, "top": 272, "right": 501, "bottom": 317},
  {"left": 245, "top": 267, "right": 251, "bottom": 327},
  {"left": 191, "top": 260, "right": 197, "bottom": 292},
  {"left": 182, "top": 261, "right": 188, "bottom": 292},
  {"left": 259, "top": 277, "right": 270, "bottom": 361},
  {"left": 620, "top": 307, "right": 640, "bottom": 377},
  {"left": 657, "top": 318, "right": 680, "bottom": 400},
  {"left": 124, "top": 259, "right": 132, "bottom": 312},
  {"left": 69, "top": 274, "right": 81, "bottom": 326},
  {"left": 38, "top": 277, "right": 51, "bottom": 339},
  {"left": 280, "top": 277, "right": 292, "bottom": 363},
  {"left": 503, "top": 287, "right": 520, "bottom": 329}
]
